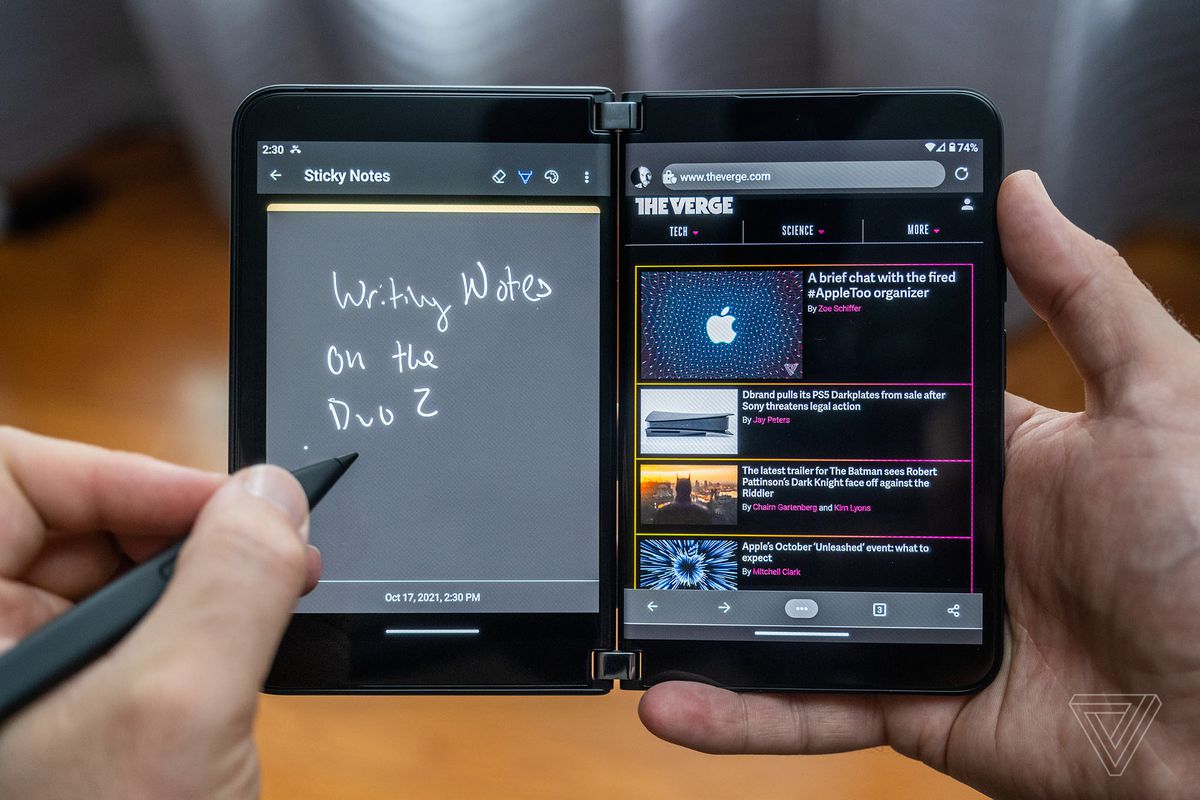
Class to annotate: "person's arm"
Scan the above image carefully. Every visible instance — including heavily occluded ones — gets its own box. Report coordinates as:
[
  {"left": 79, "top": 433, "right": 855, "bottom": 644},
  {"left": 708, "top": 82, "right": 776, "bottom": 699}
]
[
  {"left": 638, "top": 171, "right": 1200, "bottom": 799},
  {"left": 0, "top": 429, "right": 320, "bottom": 799}
]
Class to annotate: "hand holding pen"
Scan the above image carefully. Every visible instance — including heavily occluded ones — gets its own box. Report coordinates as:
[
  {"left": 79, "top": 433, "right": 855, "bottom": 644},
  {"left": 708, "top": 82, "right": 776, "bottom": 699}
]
[{"left": 0, "top": 428, "right": 352, "bottom": 799}]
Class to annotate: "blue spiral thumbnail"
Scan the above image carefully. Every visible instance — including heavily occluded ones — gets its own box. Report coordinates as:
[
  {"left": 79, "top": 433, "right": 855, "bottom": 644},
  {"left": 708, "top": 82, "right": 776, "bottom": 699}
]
[{"left": 639, "top": 538, "right": 738, "bottom": 590}]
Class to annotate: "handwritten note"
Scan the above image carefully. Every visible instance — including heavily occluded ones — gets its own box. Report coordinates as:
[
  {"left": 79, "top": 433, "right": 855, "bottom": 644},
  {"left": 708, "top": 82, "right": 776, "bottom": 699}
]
[
  {"left": 265, "top": 204, "right": 601, "bottom": 603},
  {"left": 323, "top": 260, "right": 552, "bottom": 428}
]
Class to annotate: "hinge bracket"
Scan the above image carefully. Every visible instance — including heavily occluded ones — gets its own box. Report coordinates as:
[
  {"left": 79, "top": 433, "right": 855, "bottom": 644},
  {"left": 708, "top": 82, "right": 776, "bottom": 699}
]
[
  {"left": 593, "top": 649, "right": 640, "bottom": 681},
  {"left": 595, "top": 101, "right": 640, "bottom": 131}
]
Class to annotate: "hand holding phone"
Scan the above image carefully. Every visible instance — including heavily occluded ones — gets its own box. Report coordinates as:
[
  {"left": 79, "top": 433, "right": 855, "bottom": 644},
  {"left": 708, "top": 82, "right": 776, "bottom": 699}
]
[{"left": 640, "top": 169, "right": 1200, "bottom": 799}]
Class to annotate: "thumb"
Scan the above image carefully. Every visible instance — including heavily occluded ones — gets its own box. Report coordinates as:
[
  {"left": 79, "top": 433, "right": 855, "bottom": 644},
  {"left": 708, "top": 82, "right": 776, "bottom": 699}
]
[
  {"left": 999, "top": 170, "right": 1197, "bottom": 413},
  {"left": 115, "top": 465, "right": 310, "bottom": 699}
]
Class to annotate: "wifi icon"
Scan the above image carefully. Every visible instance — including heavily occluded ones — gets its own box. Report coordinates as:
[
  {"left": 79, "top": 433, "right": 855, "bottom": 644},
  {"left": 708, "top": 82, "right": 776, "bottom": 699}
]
[{"left": 924, "top": 142, "right": 937, "bottom": 152}]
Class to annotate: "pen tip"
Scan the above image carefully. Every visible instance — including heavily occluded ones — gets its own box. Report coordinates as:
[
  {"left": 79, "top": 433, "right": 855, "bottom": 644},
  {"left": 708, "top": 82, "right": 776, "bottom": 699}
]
[{"left": 338, "top": 452, "right": 359, "bottom": 468}]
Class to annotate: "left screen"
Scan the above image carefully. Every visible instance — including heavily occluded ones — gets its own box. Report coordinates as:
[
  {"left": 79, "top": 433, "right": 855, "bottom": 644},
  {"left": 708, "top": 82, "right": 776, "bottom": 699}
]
[{"left": 258, "top": 141, "right": 606, "bottom": 616}]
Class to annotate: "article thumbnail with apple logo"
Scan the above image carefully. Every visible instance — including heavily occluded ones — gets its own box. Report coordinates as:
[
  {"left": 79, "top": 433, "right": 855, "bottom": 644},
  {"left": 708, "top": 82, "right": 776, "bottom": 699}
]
[{"left": 639, "top": 268, "right": 804, "bottom": 381}]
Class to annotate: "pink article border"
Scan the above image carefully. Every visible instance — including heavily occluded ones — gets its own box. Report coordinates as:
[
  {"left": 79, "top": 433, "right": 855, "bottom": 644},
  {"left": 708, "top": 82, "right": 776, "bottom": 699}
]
[
  {"left": 637, "top": 263, "right": 978, "bottom": 590},
  {"left": 807, "top": 262, "right": 975, "bottom": 590}
]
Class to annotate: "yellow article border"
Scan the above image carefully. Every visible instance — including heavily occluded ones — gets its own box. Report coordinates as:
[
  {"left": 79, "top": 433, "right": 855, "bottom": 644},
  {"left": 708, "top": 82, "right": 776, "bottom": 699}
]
[
  {"left": 634, "top": 263, "right": 808, "bottom": 555},
  {"left": 266, "top": 202, "right": 599, "bottom": 214}
]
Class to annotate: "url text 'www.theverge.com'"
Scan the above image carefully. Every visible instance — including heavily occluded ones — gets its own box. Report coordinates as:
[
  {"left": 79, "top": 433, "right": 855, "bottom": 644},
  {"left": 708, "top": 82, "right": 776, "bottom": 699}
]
[{"left": 674, "top": 169, "right": 772, "bottom": 184}]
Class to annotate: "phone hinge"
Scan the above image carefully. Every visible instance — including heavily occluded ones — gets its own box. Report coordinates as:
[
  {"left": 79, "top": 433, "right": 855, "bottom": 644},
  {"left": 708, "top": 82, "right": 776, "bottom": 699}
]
[
  {"left": 593, "top": 649, "right": 640, "bottom": 681},
  {"left": 595, "top": 101, "right": 641, "bottom": 131}
]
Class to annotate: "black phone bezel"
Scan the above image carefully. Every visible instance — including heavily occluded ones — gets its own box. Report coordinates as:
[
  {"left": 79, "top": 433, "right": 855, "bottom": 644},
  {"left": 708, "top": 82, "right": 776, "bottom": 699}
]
[
  {"left": 231, "top": 86, "right": 619, "bottom": 694},
  {"left": 616, "top": 89, "right": 1006, "bottom": 693}
]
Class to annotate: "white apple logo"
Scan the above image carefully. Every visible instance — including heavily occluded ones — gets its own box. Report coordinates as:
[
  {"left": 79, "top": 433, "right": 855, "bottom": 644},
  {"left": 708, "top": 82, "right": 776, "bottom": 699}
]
[{"left": 706, "top": 306, "right": 736, "bottom": 344}]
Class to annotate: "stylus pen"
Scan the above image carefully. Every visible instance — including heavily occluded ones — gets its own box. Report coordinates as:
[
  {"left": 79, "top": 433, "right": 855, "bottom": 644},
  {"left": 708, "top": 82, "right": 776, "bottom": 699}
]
[{"left": 0, "top": 452, "right": 358, "bottom": 723}]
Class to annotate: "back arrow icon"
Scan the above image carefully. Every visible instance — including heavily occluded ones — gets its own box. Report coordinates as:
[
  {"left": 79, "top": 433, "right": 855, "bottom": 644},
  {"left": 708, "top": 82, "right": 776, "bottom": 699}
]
[
  {"left": 718, "top": 602, "right": 731, "bottom": 613},
  {"left": 646, "top": 601, "right": 658, "bottom": 611},
  {"left": 269, "top": 169, "right": 281, "bottom": 180}
]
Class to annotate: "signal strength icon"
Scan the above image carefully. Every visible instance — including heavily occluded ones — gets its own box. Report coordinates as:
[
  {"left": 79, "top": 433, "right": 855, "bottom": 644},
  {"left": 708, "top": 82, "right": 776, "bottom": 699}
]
[{"left": 924, "top": 142, "right": 937, "bottom": 152}]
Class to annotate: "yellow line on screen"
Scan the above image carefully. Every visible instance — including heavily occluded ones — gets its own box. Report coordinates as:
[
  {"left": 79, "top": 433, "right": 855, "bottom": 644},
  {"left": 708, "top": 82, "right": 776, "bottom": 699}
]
[{"left": 266, "top": 202, "right": 600, "bottom": 214}]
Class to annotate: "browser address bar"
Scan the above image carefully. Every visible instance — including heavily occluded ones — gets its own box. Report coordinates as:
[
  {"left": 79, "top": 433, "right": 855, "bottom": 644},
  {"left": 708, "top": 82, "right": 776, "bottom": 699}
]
[{"left": 661, "top": 160, "right": 948, "bottom": 191}]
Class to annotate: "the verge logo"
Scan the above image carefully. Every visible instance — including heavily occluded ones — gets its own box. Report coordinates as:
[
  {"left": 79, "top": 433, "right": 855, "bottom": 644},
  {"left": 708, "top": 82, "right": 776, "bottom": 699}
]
[
  {"left": 634, "top": 196, "right": 734, "bottom": 216},
  {"left": 1069, "top": 693, "right": 1162, "bottom": 777}
]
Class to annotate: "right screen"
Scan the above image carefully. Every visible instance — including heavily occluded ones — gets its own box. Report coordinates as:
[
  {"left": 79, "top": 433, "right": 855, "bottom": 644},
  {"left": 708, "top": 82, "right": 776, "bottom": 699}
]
[{"left": 623, "top": 139, "right": 986, "bottom": 645}]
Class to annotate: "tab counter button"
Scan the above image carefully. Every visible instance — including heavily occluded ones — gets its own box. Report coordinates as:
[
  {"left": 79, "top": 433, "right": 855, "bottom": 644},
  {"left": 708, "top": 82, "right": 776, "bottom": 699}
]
[{"left": 784, "top": 599, "right": 819, "bottom": 619}]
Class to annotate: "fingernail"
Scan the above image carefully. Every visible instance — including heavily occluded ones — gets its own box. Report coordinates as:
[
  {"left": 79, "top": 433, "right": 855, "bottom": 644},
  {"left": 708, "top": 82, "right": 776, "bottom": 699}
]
[
  {"left": 1029, "top": 170, "right": 1047, "bottom": 194},
  {"left": 240, "top": 465, "right": 310, "bottom": 540}
]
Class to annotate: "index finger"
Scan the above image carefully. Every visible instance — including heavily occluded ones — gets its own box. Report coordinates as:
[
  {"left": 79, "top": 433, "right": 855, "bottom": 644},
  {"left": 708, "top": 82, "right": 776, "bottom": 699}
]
[{"left": 0, "top": 427, "right": 224, "bottom": 577}]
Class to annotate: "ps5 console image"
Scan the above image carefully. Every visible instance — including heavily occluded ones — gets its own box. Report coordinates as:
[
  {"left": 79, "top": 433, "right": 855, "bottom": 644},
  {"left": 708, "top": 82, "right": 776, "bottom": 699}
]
[
  {"left": 639, "top": 387, "right": 739, "bottom": 455},
  {"left": 644, "top": 410, "right": 733, "bottom": 436}
]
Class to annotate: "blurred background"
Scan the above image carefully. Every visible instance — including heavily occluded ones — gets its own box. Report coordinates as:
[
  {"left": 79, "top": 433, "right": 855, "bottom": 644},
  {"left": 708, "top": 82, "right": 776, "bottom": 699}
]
[{"left": 1, "top": 1, "right": 1198, "bottom": 797}]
